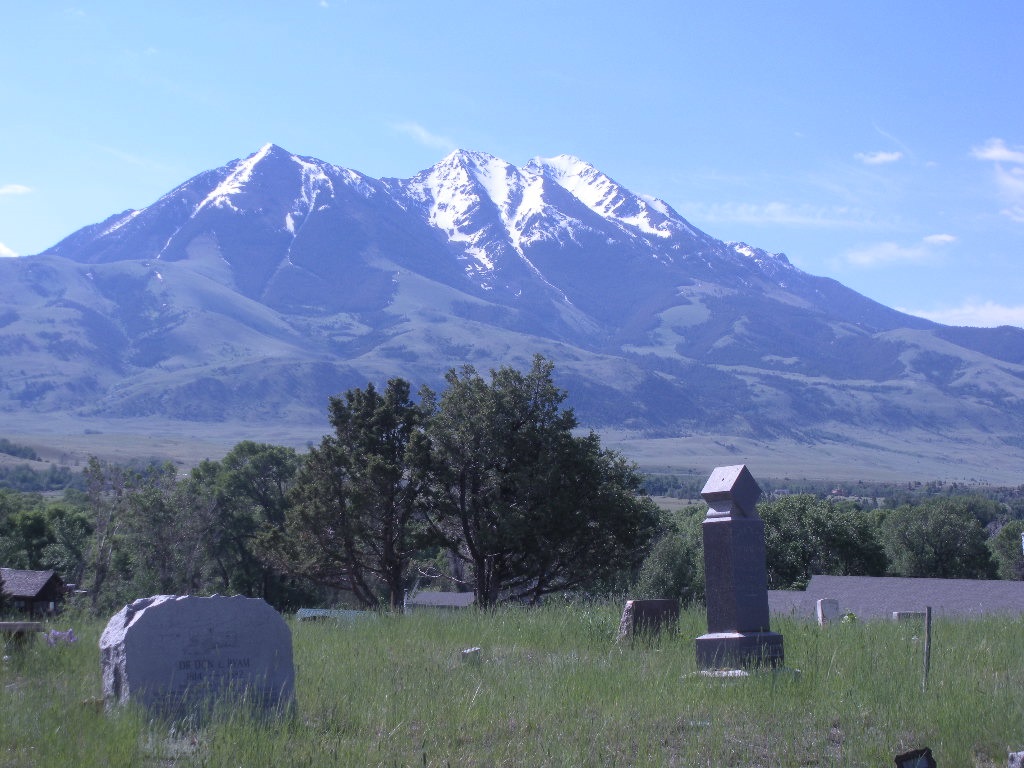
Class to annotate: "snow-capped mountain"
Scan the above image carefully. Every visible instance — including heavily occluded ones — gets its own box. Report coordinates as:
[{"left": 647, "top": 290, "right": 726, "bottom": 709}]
[{"left": 3, "top": 144, "right": 1024, "bottom": 461}]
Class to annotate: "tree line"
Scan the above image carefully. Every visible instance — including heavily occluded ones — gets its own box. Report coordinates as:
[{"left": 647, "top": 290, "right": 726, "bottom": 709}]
[
  {"left": 1, "top": 356, "right": 660, "bottom": 613},
  {"left": 2, "top": 355, "right": 1023, "bottom": 616},
  {"left": 637, "top": 492, "right": 1024, "bottom": 603}
]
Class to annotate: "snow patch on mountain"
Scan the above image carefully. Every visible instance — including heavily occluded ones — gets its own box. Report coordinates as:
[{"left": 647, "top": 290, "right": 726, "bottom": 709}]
[
  {"left": 195, "top": 143, "right": 274, "bottom": 214},
  {"left": 526, "top": 155, "right": 695, "bottom": 244},
  {"left": 729, "top": 242, "right": 793, "bottom": 271},
  {"left": 100, "top": 209, "right": 143, "bottom": 237}
]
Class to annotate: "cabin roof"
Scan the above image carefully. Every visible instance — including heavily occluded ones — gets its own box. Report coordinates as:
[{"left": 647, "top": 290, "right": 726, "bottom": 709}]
[{"left": 1, "top": 568, "right": 62, "bottom": 599}]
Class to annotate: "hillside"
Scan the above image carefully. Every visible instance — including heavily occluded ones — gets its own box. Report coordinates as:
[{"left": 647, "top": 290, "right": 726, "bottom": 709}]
[{"left": 2, "top": 144, "right": 1023, "bottom": 482}]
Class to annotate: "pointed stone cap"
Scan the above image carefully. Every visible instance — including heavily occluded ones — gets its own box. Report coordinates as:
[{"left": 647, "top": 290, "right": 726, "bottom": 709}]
[{"left": 701, "top": 465, "right": 762, "bottom": 519}]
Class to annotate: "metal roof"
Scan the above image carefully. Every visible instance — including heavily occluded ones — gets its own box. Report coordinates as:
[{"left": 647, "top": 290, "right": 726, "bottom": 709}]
[{"left": 770, "top": 574, "right": 1024, "bottom": 620}]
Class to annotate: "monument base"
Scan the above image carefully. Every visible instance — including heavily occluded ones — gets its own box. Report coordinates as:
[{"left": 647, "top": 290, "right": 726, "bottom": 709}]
[{"left": 695, "top": 631, "right": 785, "bottom": 670}]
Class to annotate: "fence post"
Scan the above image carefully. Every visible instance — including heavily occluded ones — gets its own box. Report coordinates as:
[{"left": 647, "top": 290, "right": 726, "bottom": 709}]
[{"left": 921, "top": 606, "right": 932, "bottom": 691}]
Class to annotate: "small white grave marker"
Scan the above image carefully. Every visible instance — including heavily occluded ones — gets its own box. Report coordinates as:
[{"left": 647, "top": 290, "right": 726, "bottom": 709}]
[{"left": 816, "top": 598, "right": 840, "bottom": 626}]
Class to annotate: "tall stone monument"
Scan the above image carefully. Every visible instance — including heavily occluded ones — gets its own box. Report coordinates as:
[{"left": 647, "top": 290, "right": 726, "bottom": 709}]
[{"left": 695, "top": 465, "right": 784, "bottom": 669}]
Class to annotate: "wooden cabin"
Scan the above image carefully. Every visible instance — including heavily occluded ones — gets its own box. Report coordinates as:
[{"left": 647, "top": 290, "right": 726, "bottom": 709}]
[{"left": 0, "top": 568, "right": 65, "bottom": 616}]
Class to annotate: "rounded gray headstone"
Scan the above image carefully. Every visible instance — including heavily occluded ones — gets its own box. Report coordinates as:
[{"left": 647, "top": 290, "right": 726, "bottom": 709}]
[{"left": 100, "top": 595, "right": 294, "bottom": 720}]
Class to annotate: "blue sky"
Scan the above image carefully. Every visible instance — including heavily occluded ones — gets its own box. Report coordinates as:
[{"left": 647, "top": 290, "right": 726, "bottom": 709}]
[{"left": 3, "top": 2, "right": 1023, "bottom": 327}]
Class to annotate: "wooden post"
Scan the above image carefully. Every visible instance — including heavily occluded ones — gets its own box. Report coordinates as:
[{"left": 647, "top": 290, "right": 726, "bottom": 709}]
[{"left": 921, "top": 606, "right": 932, "bottom": 691}]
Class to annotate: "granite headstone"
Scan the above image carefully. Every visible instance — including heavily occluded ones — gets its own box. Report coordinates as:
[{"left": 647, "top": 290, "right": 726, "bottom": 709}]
[
  {"left": 100, "top": 595, "right": 295, "bottom": 719},
  {"left": 616, "top": 599, "right": 680, "bottom": 641},
  {"left": 695, "top": 465, "right": 785, "bottom": 669}
]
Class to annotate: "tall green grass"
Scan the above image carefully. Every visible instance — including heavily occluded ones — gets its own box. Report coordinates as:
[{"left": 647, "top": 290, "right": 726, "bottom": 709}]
[{"left": 2, "top": 605, "right": 1021, "bottom": 766}]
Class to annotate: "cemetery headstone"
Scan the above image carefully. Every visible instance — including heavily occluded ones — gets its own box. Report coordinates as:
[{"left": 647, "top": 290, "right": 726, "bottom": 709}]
[
  {"left": 616, "top": 599, "right": 680, "bottom": 641},
  {"left": 816, "top": 598, "right": 840, "bottom": 626},
  {"left": 695, "top": 465, "right": 785, "bottom": 669},
  {"left": 100, "top": 595, "right": 295, "bottom": 720}
]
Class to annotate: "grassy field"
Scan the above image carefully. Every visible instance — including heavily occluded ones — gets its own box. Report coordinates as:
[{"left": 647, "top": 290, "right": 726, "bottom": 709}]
[
  {"left": 2, "top": 603, "right": 1022, "bottom": 767},
  {"left": 7, "top": 409, "right": 1024, "bottom": 485}
]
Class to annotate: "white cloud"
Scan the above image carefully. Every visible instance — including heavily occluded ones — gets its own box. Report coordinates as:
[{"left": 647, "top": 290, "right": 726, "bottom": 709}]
[
  {"left": 992, "top": 164, "right": 1024, "bottom": 222},
  {"left": 971, "top": 138, "right": 1024, "bottom": 164},
  {"left": 0, "top": 184, "right": 31, "bottom": 196},
  {"left": 844, "top": 241, "right": 929, "bottom": 266},
  {"left": 902, "top": 300, "right": 1024, "bottom": 328},
  {"left": 843, "top": 233, "right": 955, "bottom": 266},
  {"left": 0, "top": 242, "right": 18, "bottom": 258},
  {"left": 392, "top": 122, "right": 457, "bottom": 153},
  {"left": 971, "top": 138, "right": 1024, "bottom": 222},
  {"left": 854, "top": 151, "right": 903, "bottom": 165}
]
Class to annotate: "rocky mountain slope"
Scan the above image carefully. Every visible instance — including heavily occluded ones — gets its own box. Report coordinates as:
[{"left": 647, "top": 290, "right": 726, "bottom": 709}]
[{"left": 2, "top": 144, "right": 1023, "bottom": 462}]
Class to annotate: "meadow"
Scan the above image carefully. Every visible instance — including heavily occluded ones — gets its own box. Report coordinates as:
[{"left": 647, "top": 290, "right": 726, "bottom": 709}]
[{"left": 2, "top": 603, "right": 1022, "bottom": 767}]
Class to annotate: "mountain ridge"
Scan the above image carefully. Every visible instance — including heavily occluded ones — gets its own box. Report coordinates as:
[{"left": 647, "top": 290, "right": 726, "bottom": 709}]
[{"left": 3, "top": 144, "right": 1024, "bottom": 480}]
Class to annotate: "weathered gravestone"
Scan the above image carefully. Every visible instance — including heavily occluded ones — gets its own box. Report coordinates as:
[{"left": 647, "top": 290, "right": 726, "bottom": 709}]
[
  {"left": 695, "top": 465, "right": 785, "bottom": 669},
  {"left": 816, "top": 598, "right": 840, "bottom": 626},
  {"left": 100, "top": 595, "right": 295, "bottom": 720},
  {"left": 616, "top": 599, "right": 680, "bottom": 641}
]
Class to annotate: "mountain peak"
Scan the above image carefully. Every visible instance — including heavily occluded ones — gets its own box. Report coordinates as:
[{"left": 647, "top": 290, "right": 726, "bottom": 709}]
[
  {"left": 194, "top": 143, "right": 281, "bottom": 214},
  {"left": 526, "top": 153, "right": 600, "bottom": 182},
  {"left": 439, "top": 148, "right": 503, "bottom": 167},
  {"left": 525, "top": 155, "right": 697, "bottom": 243}
]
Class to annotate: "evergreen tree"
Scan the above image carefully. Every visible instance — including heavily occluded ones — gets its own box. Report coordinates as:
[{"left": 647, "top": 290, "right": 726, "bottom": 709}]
[
  {"left": 427, "top": 355, "right": 659, "bottom": 607},
  {"left": 282, "top": 378, "right": 431, "bottom": 610}
]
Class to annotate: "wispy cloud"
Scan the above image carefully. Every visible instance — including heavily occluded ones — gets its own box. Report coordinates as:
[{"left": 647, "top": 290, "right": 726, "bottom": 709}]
[
  {"left": 843, "top": 233, "right": 955, "bottom": 266},
  {"left": 0, "top": 184, "right": 31, "bottom": 196},
  {"left": 94, "top": 146, "right": 163, "bottom": 169},
  {"left": 902, "top": 300, "right": 1024, "bottom": 328},
  {"left": 971, "top": 137, "right": 1024, "bottom": 222},
  {"left": 0, "top": 242, "right": 18, "bottom": 258},
  {"left": 854, "top": 150, "right": 903, "bottom": 165},
  {"left": 971, "top": 138, "right": 1024, "bottom": 164},
  {"left": 687, "top": 200, "right": 872, "bottom": 228},
  {"left": 392, "top": 122, "right": 457, "bottom": 153}
]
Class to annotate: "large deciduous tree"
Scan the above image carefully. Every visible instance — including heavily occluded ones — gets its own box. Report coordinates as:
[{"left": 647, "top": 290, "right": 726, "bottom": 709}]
[
  {"left": 426, "top": 355, "right": 659, "bottom": 607},
  {"left": 990, "top": 519, "right": 1024, "bottom": 580},
  {"left": 881, "top": 497, "right": 996, "bottom": 579},
  {"left": 634, "top": 505, "right": 705, "bottom": 605},
  {"left": 761, "top": 494, "right": 887, "bottom": 589},
  {"left": 282, "top": 378, "right": 431, "bottom": 610},
  {"left": 187, "top": 441, "right": 301, "bottom": 605}
]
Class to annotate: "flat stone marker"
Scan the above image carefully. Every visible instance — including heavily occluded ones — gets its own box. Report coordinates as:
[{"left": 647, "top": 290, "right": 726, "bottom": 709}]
[
  {"left": 816, "top": 598, "right": 840, "bottom": 626},
  {"left": 695, "top": 465, "right": 784, "bottom": 669},
  {"left": 100, "top": 595, "right": 294, "bottom": 720},
  {"left": 616, "top": 599, "right": 680, "bottom": 641}
]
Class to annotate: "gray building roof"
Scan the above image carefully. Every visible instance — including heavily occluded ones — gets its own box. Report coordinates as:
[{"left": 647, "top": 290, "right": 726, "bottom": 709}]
[
  {"left": 770, "top": 574, "right": 1024, "bottom": 620},
  {"left": 1, "top": 568, "right": 62, "bottom": 599}
]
